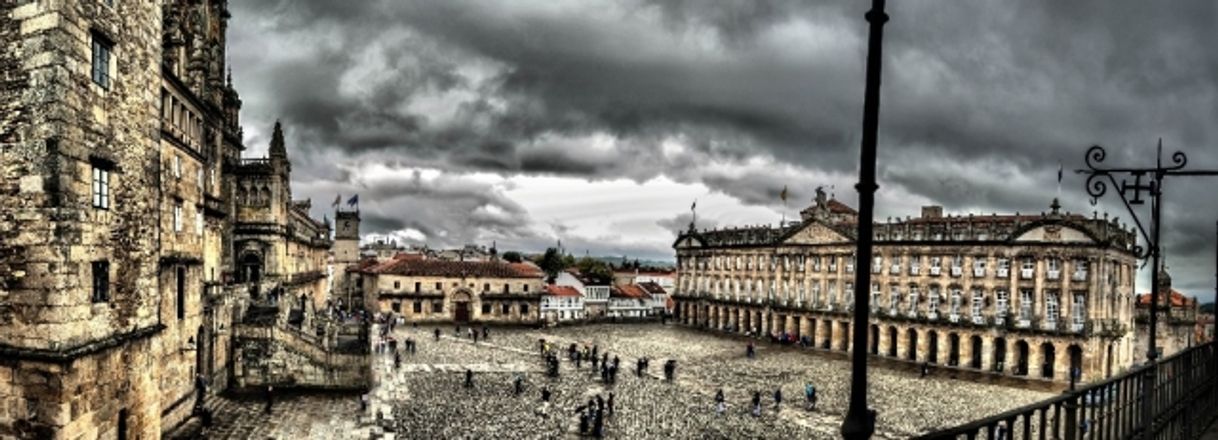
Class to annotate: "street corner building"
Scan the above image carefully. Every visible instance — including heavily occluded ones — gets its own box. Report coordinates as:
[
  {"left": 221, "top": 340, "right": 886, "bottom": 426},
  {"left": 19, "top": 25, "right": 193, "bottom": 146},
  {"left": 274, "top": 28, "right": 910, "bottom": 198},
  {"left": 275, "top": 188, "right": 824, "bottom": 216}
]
[
  {"left": 672, "top": 191, "right": 1141, "bottom": 384},
  {"left": 354, "top": 257, "right": 545, "bottom": 325},
  {"left": 0, "top": 1, "right": 356, "bottom": 438}
]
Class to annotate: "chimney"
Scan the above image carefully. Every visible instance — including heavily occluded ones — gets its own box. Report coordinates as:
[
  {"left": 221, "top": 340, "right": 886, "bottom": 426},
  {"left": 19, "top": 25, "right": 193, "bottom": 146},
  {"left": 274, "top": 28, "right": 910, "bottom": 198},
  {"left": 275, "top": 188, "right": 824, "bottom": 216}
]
[{"left": 921, "top": 206, "right": 943, "bottom": 219}]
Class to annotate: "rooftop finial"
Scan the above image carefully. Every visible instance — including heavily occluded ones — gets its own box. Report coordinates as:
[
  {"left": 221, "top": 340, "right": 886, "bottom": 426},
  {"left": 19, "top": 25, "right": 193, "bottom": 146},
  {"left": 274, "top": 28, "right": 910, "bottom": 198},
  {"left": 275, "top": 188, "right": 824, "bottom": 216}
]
[{"left": 269, "top": 120, "right": 286, "bottom": 158}]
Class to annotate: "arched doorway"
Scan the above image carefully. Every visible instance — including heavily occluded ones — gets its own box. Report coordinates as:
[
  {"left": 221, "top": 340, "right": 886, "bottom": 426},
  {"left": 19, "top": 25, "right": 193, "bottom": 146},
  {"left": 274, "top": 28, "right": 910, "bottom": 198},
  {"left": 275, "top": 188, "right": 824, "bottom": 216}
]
[
  {"left": 993, "top": 337, "right": 1007, "bottom": 372},
  {"left": 1015, "top": 340, "right": 1030, "bottom": 376},
  {"left": 1042, "top": 342, "right": 1057, "bottom": 379},
  {"left": 452, "top": 291, "right": 472, "bottom": 322},
  {"left": 948, "top": 333, "right": 960, "bottom": 366},
  {"left": 928, "top": 330, "right": 940, "bottom": 364},
  {"left": 907, "top": 329, "right": 919, "bottom": 361},
  {"left": 239, "top": 252, "right": 263, "bottom": 283},
  {"left": 887, "top": 326, "right": 898, "bottom": 357},
  {"left": 970, "top": 335, "right": 983, "bottom": 369},
  {"left": 1068, "top": 344, "right": 1083, "bottom": 382},
  {"left": 823, "top": 320, "right": 833, "bottom": 349},
  {"left": 870, "top": 324, "right": 880, "bottom": 354}
]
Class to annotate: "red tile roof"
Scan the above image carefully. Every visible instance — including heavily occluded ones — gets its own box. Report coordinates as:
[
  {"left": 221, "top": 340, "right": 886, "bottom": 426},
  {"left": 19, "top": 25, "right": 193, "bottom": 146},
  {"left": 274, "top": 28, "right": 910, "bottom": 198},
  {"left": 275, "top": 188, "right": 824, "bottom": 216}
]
[
  {"left": 1136, "top": 290, "right": 1196, "bottom": 308},
  {"left": 509, "top": 262, "right": 544, "bottom": 277},
  {"left": 393, "top": 252, "right": 425, "bottom": 261},
  {"left": 364, "top": 259, "right": 541, "bottom": 279},
  {"left": 612, "top": 284, "right": 651, "bottom": 299},
  {"left": 544, "top": 285, "right": 582, "bottom": 298},
  {"left": 638, "top": 281, "right": 667, "bottom": 295},
  {"left": 827, "top": 199, "right": 856, "bottom": 215},
  {"left": 347, "top": 257, "right": 381, "bottom": 273}
]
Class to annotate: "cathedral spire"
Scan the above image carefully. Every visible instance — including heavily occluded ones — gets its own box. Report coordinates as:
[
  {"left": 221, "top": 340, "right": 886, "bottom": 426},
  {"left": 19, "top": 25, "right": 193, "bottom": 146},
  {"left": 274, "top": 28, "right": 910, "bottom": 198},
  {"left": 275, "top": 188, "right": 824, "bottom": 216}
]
[{"left": 269, "top": 120, "right": 286, "bottom": 158}]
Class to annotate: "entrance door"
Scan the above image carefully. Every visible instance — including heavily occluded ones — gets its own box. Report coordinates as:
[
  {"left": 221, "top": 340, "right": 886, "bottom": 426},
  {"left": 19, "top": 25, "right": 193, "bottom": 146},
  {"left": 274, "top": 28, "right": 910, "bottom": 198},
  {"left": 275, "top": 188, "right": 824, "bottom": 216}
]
[
  {"left": 928, "top": 331, "right": 939, "bottom": 364},
  {"left": 454, "top": 302, "right": 470, "bottom": 322}
]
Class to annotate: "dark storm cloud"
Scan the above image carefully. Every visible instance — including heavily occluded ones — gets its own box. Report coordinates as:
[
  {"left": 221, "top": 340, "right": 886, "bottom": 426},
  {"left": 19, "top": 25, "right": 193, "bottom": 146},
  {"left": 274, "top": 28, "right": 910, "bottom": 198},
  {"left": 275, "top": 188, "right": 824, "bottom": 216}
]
[{"left": 229, "top": 0, "right": 1218, "bottom": 300}]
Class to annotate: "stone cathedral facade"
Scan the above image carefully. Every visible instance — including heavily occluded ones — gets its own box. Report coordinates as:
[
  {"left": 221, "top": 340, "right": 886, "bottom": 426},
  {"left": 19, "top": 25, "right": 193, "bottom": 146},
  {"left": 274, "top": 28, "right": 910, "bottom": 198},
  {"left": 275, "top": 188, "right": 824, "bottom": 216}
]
[
  {"left": 0, "top": 1, "right": 343, "bottom": 438},
  {"left": 673, "top": 191, "right": 1139, "bottom": 383}
]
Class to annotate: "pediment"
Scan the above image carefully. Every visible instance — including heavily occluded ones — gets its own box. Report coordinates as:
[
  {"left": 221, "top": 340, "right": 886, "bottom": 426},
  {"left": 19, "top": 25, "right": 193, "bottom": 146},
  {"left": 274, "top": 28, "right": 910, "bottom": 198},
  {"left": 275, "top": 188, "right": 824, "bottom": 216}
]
[
  {"left": 782, "top": 221, "right": 851, "bottom": 245},
  {"left": 674, "top": 236, "right": 703, "bottom": 249},
  {"left": 1013, "top": 225, "right": 1095, "bottom": 244}
]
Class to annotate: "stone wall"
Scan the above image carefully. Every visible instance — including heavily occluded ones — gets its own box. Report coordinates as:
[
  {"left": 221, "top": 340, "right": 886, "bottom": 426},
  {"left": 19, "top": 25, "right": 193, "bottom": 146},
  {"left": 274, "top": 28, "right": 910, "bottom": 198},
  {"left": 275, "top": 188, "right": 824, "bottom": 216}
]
[{"left": 230, "top": 325, "right": 370, "bottom": 391}]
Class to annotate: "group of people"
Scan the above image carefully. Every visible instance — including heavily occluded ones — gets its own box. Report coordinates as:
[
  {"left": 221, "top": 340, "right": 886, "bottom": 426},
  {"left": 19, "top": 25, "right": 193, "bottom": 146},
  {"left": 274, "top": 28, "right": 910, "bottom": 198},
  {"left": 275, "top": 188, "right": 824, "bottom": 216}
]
[
  {"left": 575, "top": 393, "right": 614, "bottom": 437},
  {"left": 713, "top": 384, "right": 817, "bottom": 418}
]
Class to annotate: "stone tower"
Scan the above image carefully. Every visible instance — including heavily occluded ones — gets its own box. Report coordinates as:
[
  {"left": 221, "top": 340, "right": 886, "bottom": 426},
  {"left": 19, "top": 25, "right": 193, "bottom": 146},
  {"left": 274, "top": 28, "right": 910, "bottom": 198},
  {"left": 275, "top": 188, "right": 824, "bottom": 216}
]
[{"left": 332, "top": 208, "right": 362, "bottom": 307}]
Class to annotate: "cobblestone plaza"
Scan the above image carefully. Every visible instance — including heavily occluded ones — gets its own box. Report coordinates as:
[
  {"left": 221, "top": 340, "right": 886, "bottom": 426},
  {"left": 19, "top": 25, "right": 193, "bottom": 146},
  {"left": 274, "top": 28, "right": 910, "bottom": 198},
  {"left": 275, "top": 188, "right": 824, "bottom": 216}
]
[{"left": 176, "top": 323, "right": 1052, "bottom": 439}]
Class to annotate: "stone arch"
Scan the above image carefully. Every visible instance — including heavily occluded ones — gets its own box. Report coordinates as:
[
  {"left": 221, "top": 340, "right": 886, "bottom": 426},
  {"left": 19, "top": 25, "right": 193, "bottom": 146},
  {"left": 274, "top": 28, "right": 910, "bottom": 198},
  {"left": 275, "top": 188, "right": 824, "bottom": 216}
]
[
  {"left": 969, "top": 335, "right": 983, "bottom": 369},
  {"left": 1068, "top": 344, "right": 1084, "bottom": 382},
  {"left": 948, "top": 333, "right": 961, "bottom": 366},
  {"left": 887, "top": 326, "right": 898, "bottom": 357},
  {"left": 452, "top": 290, "right": 472, "bottom": 322},
  {"left": 1014, "top": 340, "right": 1030, "bottom": 376},
  {"left": 1041, "top": 341, "right": 1056, "bottom": 379},
  {"left": 927, "top": 330, "right": 940, "bottom": 364},
  {"left": 993, "top": 337, "right": 1007, "bottom": 372},
  {"left": 869, "top": 324, "right": 880, "bottom": 355},
  {"left": 906, "top": 327, "right": 919, "bottom": 361}
]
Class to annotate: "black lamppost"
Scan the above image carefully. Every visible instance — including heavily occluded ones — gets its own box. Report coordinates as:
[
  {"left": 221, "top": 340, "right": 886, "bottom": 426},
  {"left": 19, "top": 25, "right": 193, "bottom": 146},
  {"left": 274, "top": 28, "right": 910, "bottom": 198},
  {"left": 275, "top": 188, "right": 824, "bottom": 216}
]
[
  {"left": 842, "top": 0, "right": 887, "bottom": 439},
  {"left": 1076, "top": 141, "right": 1218, "bottom": 437}
]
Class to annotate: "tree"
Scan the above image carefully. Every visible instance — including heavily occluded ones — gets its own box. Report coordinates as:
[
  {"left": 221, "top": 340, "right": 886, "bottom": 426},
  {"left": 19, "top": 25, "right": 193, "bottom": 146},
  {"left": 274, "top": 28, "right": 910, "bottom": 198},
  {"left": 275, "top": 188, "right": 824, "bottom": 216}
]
[
  {"left": 503, "top": 251, "right": 523, "bottom": 263},
  {"left": 538, "top": 248, "right": 566, "bottom": 284},
  {"left": 575, "top": 256, "right": 614, "bottom": 285}
]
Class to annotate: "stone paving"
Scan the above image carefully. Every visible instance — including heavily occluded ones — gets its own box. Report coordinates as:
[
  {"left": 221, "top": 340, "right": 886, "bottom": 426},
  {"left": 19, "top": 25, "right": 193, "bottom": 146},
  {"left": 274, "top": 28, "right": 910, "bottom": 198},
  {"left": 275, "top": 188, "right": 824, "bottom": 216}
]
[{"left": 172, "top": 323, "right": 1054, "bottom": 439}]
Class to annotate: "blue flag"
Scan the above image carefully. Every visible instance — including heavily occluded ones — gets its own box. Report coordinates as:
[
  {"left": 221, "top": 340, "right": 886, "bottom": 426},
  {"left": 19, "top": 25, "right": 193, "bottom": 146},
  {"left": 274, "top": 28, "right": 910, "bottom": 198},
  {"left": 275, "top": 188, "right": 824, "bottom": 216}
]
[{"left": 347, "top": 194, "right": 359, "bottom": 206}]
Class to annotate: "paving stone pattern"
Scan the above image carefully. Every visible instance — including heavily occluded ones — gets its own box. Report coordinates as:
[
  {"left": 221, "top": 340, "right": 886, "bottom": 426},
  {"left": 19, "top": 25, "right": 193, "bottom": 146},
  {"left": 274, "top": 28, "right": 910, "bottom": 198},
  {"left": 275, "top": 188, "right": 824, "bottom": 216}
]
[{"left": 174, "top": 323, "right": 1053, "bottom": 439}]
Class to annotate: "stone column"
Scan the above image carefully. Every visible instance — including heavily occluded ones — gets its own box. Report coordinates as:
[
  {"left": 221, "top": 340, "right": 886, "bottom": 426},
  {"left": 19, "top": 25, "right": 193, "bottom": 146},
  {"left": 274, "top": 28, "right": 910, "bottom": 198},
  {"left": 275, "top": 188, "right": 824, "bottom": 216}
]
[
  {"left": 980, "top": 336, "right": 994, "bottom": 371},
  {"left": 1027, "top": 341, "right": 1043, "bottom": 378},
  {"left": 959, "top": 333, "right": 973, "bottom": 368},
  {"left": 800, "top": 316, "right": 812, "bottom": 342}
]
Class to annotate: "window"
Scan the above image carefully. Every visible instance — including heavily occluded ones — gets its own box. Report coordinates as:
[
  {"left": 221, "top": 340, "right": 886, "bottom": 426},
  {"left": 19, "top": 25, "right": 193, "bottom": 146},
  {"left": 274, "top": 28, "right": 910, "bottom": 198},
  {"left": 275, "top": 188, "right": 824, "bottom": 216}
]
[
  {"left": 412, "top": 301, "right": 422, "bottom": 313},
  {"left": 929, "top": 256, "right": 942, "bottom": 275},
  {"left": 1021, "top": 259, "right": 1035, "bottom": 279},
  {"left": 176, "top": 266, "right": 186, "bottom": 320},
  {"left": 414, "top": 282, "right": 420, "bottom": 293},
  {"left": 482, "top": 303, "right": 491, "bottom": 314},
  {"left": 889, "top": 256, "right": 901, "bottom": 275},
  {"left": 907, "top": 286, "right": 918, "bottom": 316},
  {"left": 971, "top": 288, "right": 983, "bottom": 323},
  {"left": 393, "top": 281, "right": 400, "bottom": 290},
  {"left": 997, "top": 258, "right": 1010, "bottom": 277},
  {"left": 194, "top": 209, "right": 203, "bottom": 235},
  {"left": 950, "top": 256, "right": 963, "bottom": 277},
  {"left": 949, "top": 288, "right": 962, "bottom": 322},
  {"left": 91, "top": 261, "right": 110, "bottom": 302},
  {"left": 523, "top": 284, "right": 529, "bottom": 293},
  {"left": 1072, "top": 293, "right": 1086, "bottom": 331},
  {"left": 1044, "top": 292, "right": 1059, "bottom": 329},
  {"left": 173, "top": 155, "right": 182, "bottom": 179},
  {"left": 502, "top": 304, "right": 510, "bottom": 314},
  {"left": 522, "top": 304, "right": 530, "bottom": 314},
  {"left": 995, "top": 289, "right": 1009, "bottom": 318},
  {"left": 91, "top": 165, "right": 110, "bottom": 209},
  {"left": 197, "top": 168, "right": 204, "bottom": 191},
  {"left": 888, "top": 285, "right": 899, "bottom": 315},
  {"left": 483, "top": 283, "right": 490, "bottom": 292},
  {"left": 973, "top": 257, "right": 987, "bottom": 277},
  {"left": 91, "top": 33, "right": 112, "bottom": 89},
  {"left": 928, "top": 287, "right": 940, "bottom": 319},
  {"left": 1019, "top": 289, "right": 1033, "bottom": 325},
  {"left": 1073, "top": 260, "right": 1089, "bottom": 281},
  {"left": 1047, "top": 259, "right": 1061, "bottom": 280},
  {"left": 909, "top": 255, "right": 921, "bottom": 275},
  {"left": 872, "top": 256, "right": 883, "bottom": 274},
  {"left": 432, "top": 301, "right": 443, "bottom": 313},
  {"left": 435, "top": 282, "right": 441, "bottom": 291},
  {"left": 173, "top": 200, "right": 183, "bottom": 232}
]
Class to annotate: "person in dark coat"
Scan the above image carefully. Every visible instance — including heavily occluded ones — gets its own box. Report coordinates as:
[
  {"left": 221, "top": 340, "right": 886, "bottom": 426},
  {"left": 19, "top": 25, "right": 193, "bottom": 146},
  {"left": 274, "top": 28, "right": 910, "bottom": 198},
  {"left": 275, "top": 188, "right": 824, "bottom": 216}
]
[
  {"left": 541, "top": 387, "right": 552, "bottom": 402},
  {"left": 465, "top": 369, "right": 474, "bottom": 388},
  {"left": 773, "top": 387, "right": 783, "bottom": 409},
  {"left": 264, "top": 385, "right": 274, "bottom": 414},
  {"left": 751, "top": 391, "right": 761, "bottom": 417},
  {"left": 393, "top": 350, "right": 401, "bottom": 369},
  {"left": 434, "top": 328, "right": 441, "bottom": 341},
  {"left": 921, "top": 362, "right": 930, "bottom": 378},
  {"left": 607, "top": 392, "right": 615, "bottom": 416},
  {"left": 514, "top": 374, "right": 523, "bottom": 396}
]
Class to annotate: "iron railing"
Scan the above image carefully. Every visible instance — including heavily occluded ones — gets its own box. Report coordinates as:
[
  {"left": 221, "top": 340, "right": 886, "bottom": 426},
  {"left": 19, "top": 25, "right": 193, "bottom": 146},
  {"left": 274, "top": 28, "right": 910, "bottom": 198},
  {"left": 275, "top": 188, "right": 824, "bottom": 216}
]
[{"left": 913, "top": 340, "right": 1218, "bottom": 440}]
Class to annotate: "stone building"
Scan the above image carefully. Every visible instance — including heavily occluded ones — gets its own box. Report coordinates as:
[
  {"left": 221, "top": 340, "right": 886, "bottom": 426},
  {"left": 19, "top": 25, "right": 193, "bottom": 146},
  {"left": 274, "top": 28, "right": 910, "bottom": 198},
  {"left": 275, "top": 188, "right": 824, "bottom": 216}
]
[
  {"left": 541, "top": 284, "right": 585, "bottom": 323},
  {"left": 358, "top": 258, "right": 544, "bottom": 324},
  {"left": 673, "top": 191, "right": 1139, "bottom": 383},
  {"left": 1133, "top": 267, "right": 1199, "bottom": 363},
  {"left": 0, "top": 1, "right": 352, "bottom": 438},
  {"left": 330, "top": 208, "right": 362, "bottom": 309},
  {"left": 229, "top": 122, "right": 331, "bottom": 308}
]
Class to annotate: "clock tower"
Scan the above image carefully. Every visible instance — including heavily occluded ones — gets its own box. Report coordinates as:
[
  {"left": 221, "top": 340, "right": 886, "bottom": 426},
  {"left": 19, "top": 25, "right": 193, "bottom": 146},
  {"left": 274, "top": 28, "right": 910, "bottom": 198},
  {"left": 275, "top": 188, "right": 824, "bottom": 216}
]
[{"left": 332, "top": 208, "right": 361, "bottom": 307}]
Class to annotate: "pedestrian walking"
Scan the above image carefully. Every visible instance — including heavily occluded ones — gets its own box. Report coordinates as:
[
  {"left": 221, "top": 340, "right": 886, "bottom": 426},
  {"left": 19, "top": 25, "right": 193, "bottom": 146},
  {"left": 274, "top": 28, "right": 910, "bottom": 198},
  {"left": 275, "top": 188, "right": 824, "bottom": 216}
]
[
  {"left": 715, "top": 388, "right": 726, "bottom": 416},
  {"left": 482, "top": 326, "right": 489, "bottom": 340},
  {"left": 773, "top": 387, "right": 782, "bottom": 410},
  {"left": 473, "top": 330, "right": 479, "bottom": 344},
  {"left": 514, "top": 374, "right": 523, "bottom": 396},
  {"left": 747, "top": 341, "right": 755, "bottom": 359},
  {"left": 637, "top": 358, "right": 645, "bottom": 377},
  {"left": 434, "top": 328, "right": 440, "bottom": 341},
  {"left": 541, "top": 386, "right": 552, "bottom": 402},
  {"left": 465, "top": 368, "right": 474, "bottom": 388},
  {"left": 393, "top": 350, "right": 401, "bottom": 369},
  {"left": 751, "top": 391, "right": 761, "bottom": 417},
  {"left": 921, "top": 362, "right": 930, "bottom": 378},
  {"left": 360, "top": 393, "right": 368, "bottom": 413},
  {"left": 804, "top": 383, "right": 817, "bottom": 411},
  {"left": 607, "top": 392, "right": 615, "bottom": 416},
  {"left": 264, "top": 385, "right": 274, "bottom": 414},
  {"left": 578, "top": 407, "right": 590, "bottom": 434}
]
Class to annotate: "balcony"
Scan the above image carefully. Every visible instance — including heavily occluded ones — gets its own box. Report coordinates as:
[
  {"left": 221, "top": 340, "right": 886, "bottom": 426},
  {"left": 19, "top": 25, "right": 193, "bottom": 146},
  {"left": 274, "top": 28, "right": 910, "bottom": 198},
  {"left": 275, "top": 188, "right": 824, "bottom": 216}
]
[
  {"left": 972, "top": 315, "right": 985, "bottom": 325},
  {"left": 1020, "top": 269, "right": 1034, "bottom": 279},
  {"left": 1071, "top": 322, "right": 1085, "bottom": 332},
  {"left": 1072, "top": 271, "right": 1088, "bottom": 282},
  {"left": 890, "top": 265, "right": 900, "bottom": 275},
  {"left": 994, "top": 316, "right": 1006, "bottom": 326},
  {"left": 973, "top": 268, "right": 986, "bottom": 277},
  {"left": 1042, "top": 320, "right": 1058, "bottom": 331},
  {"left": 930, "top": 267, "right": 941, "bottom": 276},
  {"left": 949, "top": 313, "right": 960, "bottom": 323},
  {"left": 1047, "top": 270, "right": 1061, "bottom": 280},
  {"left": 927, "top": 312, "right": 938, "bottom": 321},
  {"left": 845, "top": 264, "right": 854, "bottom": 273},
  {"left": 910, "top": 266, "right": 921, "bottom": 275},
  {"left": 950, "top": 267, "right": 962, "bottom": 277},
  {"left": 997, "top": 268, "right": 1009, "bottom": 278},
  {"left": 1016, "top": 318, "right": 1031, "bottom": 328}
]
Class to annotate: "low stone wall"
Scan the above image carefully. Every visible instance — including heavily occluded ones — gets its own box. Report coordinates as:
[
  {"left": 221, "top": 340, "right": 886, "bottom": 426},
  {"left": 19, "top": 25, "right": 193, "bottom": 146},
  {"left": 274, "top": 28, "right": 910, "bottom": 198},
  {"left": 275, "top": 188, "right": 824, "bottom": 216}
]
[{"left": 231, "top": 325, "right": 370, "bottom": 391}]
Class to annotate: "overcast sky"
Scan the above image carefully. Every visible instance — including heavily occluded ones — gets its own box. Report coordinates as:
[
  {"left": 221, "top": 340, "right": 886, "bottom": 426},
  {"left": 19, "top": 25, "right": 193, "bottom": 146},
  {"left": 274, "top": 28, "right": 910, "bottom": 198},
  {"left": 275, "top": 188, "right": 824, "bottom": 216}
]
[{"left": 226, "top": 0, "right": 1218, "bottom": 302}]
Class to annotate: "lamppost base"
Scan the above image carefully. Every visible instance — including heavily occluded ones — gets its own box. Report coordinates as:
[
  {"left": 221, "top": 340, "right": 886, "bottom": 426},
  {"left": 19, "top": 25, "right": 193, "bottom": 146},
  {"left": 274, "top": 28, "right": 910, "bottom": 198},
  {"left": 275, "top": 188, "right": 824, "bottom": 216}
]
[{"left": 841, "top": 408, "right": 876, "bottom": 440}]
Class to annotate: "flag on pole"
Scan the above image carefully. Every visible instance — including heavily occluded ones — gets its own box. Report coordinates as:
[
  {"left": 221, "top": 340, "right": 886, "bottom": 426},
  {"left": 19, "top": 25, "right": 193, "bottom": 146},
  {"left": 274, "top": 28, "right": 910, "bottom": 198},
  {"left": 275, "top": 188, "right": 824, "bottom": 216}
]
[
  {"left": 347, "top": 194, "right": 359, "bottom": 207},
  {"left": 780, "top": 185, "right": 789, "bottom": 203},
  {"left": 691, "top": 200, "right": 697, "bottom": 212},
  {"left": 1057, "top": 163, "right": 1063, "bottom": 183},
  {"left": 332, "top": 194, "right": 341, "bottom": 208}
]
